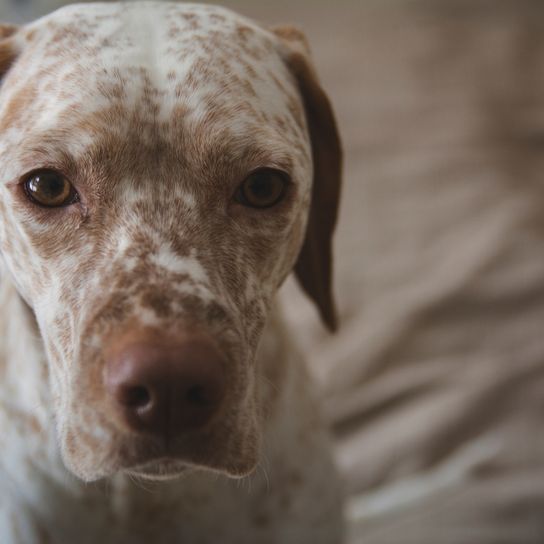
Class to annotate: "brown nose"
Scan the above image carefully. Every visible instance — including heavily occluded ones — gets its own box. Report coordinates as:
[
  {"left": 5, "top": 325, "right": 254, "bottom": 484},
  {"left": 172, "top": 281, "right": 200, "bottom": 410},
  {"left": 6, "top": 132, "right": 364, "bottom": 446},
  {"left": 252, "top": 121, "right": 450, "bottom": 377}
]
[{"left": 104, "top": 337, "right": 226, "bottom": 438}]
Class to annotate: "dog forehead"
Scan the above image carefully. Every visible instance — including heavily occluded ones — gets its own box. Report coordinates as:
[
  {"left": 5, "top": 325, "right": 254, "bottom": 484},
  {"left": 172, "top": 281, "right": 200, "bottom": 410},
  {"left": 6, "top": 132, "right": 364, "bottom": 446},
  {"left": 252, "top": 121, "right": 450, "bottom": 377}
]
[
  {"left": 0, "top": 2, "right": 310, "bottom": 182},
  {"left": 13, "top": 2, "right": 298, "bottom": 127}
]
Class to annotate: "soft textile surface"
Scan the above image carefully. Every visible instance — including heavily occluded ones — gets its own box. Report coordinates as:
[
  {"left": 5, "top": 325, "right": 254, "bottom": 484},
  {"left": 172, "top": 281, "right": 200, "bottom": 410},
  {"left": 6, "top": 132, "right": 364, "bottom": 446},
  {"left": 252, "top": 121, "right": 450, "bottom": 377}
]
[
  {"left": 273, "top": 2, "right": 544, "bottom": 542},
  {"left": 1, "top": 1, "right": 543, "bottom": 542}
]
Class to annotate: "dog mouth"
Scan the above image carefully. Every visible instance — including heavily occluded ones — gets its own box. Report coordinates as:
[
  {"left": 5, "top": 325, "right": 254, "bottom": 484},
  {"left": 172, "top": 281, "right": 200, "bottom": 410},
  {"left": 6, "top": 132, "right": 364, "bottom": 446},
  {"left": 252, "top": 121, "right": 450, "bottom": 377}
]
[
  {"left": 125, "top": 457, "right": 191, "bottom": 480},
  {"left": 110, "top": 426, "right": 260, "bottom": 481},
  {"left": 113, "top": 431, "right": 240, "bottom": 480},
  {"left": 61, "top": 421, "right": 260, "bottom": 482}
]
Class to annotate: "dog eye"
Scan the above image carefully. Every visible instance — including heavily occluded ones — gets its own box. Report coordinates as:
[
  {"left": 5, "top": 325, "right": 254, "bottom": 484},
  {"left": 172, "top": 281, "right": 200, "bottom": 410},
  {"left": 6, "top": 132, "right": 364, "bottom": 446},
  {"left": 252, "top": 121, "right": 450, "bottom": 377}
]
[
  {"left": 23, "top": 170, "right": 78, "bottom": 208},
  {"left": 236, "top": 168, "right": 288, "bottom": 209}
]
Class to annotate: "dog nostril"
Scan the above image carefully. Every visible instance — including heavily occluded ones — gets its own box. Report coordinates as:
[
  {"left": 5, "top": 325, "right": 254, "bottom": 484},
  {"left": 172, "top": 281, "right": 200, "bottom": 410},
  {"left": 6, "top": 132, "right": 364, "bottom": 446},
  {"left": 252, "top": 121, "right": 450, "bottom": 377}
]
[
  {"left": 123, "top": 386, "right": 151, "bottom": 408},
  {"left": 186, "top": 385, "right": 210, "bottom": 406},
  {"left": 105, "top": 339, "right": 226, "bottom": 434}
]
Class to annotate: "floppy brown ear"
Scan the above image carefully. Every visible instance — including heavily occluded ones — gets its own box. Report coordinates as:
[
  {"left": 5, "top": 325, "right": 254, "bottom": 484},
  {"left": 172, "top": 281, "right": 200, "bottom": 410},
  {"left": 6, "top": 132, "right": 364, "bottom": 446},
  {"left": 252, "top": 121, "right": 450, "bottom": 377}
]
[
  {"left": 0, "top": 24, "right": 20, "bottom": 76},
  {"left": 272, "top": 26, "right": 343, "bottom": 332}
]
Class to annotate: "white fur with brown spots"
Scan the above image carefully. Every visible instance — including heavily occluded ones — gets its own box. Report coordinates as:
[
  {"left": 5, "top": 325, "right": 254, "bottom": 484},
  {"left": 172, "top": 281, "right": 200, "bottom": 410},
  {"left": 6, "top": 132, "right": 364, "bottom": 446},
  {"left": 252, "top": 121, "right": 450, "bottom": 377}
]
[{"left": 0, "top": 3, "right": 344, "bottom": 542}]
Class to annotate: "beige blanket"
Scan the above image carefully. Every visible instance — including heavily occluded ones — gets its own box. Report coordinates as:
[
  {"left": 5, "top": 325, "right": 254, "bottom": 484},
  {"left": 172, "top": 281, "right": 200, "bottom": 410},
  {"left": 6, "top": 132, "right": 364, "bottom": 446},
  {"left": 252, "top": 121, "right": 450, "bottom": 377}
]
[{"left": 274, "top": 1, "right": 544, "bottom": 542}]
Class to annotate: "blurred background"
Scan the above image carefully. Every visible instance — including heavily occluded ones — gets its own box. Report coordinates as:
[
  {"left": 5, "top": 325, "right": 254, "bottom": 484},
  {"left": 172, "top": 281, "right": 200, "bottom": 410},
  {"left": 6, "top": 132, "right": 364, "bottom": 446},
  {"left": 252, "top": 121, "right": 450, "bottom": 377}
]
[{"left": 2, "top": 0, "right": 544, "bottom": 542}]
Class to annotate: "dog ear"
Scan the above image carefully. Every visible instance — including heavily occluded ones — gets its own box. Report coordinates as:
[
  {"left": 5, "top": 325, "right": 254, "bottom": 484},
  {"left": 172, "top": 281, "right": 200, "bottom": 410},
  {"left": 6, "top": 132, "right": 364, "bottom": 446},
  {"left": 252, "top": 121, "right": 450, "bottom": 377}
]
[
  {"left": 0, "top": 24, "right": 20, "bottom": 77},
  {"left": 272, "top": 26, "right": 343, "bottom": 332}
]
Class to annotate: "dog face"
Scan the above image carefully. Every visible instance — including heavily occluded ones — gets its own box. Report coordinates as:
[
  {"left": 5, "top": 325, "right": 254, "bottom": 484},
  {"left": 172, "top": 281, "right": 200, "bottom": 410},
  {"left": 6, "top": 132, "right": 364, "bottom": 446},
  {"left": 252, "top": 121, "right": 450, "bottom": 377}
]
[{"left": 0, "top": 3, "right": 341, "bottom": 481}]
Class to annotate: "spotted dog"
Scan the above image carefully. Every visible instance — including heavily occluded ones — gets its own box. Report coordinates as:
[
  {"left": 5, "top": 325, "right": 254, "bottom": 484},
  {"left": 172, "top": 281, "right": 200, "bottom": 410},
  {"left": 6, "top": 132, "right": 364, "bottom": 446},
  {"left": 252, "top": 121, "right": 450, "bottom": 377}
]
[{"left": 0, "top": 3, "right": 343, "bottom": 543}]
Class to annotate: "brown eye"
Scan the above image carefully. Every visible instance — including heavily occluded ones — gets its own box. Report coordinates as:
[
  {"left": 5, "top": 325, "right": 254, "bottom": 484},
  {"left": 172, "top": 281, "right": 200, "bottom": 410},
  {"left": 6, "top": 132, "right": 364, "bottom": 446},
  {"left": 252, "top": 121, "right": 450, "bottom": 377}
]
[
  {"left": 236, "top": 168, "right": 289, "bottom": 209},
  {"left": 23, "top": 170, "right": 78, "bottom": 208}
]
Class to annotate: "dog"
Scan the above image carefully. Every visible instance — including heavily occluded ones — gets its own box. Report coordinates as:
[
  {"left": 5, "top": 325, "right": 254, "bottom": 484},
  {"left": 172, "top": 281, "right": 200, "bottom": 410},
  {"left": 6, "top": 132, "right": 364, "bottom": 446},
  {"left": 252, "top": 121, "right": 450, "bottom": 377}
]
[{"left": 0, "top": 2, "right": 343, "bottom": 542}]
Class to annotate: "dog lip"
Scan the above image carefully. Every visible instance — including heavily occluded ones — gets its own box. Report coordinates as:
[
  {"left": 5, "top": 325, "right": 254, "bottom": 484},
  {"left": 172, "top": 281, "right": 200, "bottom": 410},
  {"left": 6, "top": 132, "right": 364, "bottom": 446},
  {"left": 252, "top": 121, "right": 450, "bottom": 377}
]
[{"left": 126, "top": 457, "right": 190, "bottom": 479}]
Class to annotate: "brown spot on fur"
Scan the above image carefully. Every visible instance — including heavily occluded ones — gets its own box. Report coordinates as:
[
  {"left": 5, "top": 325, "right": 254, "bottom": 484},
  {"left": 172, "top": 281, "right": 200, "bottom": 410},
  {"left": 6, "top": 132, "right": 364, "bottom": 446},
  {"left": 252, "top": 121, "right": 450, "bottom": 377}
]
[
  {"left": 0, "top": 37, "right": 18, "bottom": 78},
  {"left": 182, "top": 12, "right": 201, "bottom": 31},
  {"left": 94, "top": 292, "right": 131, "bottom": 323},
  {"left": 140, "top": 289, "right": 174, "bottom": 317},
  {"left": 243, "top": 60, "right": 258, "bottom": 80},
  {"left": 209, "top": 13, "right": 227, "bottom": 24},
  {"left": 0, "top": 24, "right": 18, "bottom": 39},
  {"left": 0, "top": 84, "right": 38, "bottom": 131}
]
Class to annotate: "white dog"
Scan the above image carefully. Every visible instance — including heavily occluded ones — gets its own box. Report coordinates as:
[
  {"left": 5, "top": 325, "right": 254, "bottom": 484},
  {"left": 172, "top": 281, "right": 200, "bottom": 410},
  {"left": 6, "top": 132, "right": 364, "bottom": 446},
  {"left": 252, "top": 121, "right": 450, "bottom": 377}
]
[{"left": 0, "top": 3, "right": 344, "bottom": 542}]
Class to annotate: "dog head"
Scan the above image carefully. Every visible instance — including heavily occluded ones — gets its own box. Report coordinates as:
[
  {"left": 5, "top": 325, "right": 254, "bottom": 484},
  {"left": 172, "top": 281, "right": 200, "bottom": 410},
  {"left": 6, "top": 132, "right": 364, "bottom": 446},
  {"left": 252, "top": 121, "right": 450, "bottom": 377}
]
[{"left": 0, "top": 2, "right": 341, "bottom": 481}]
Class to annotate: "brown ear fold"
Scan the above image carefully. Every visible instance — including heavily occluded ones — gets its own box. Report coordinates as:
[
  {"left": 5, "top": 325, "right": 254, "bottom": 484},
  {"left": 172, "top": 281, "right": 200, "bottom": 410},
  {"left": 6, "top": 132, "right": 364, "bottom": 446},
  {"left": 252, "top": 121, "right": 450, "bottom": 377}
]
[
  {"left": 273, "top": 27, "right": 343, "bottom": 332},
  {"left": 0, "top": 24, "right": 19, "bottom": 76}
]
